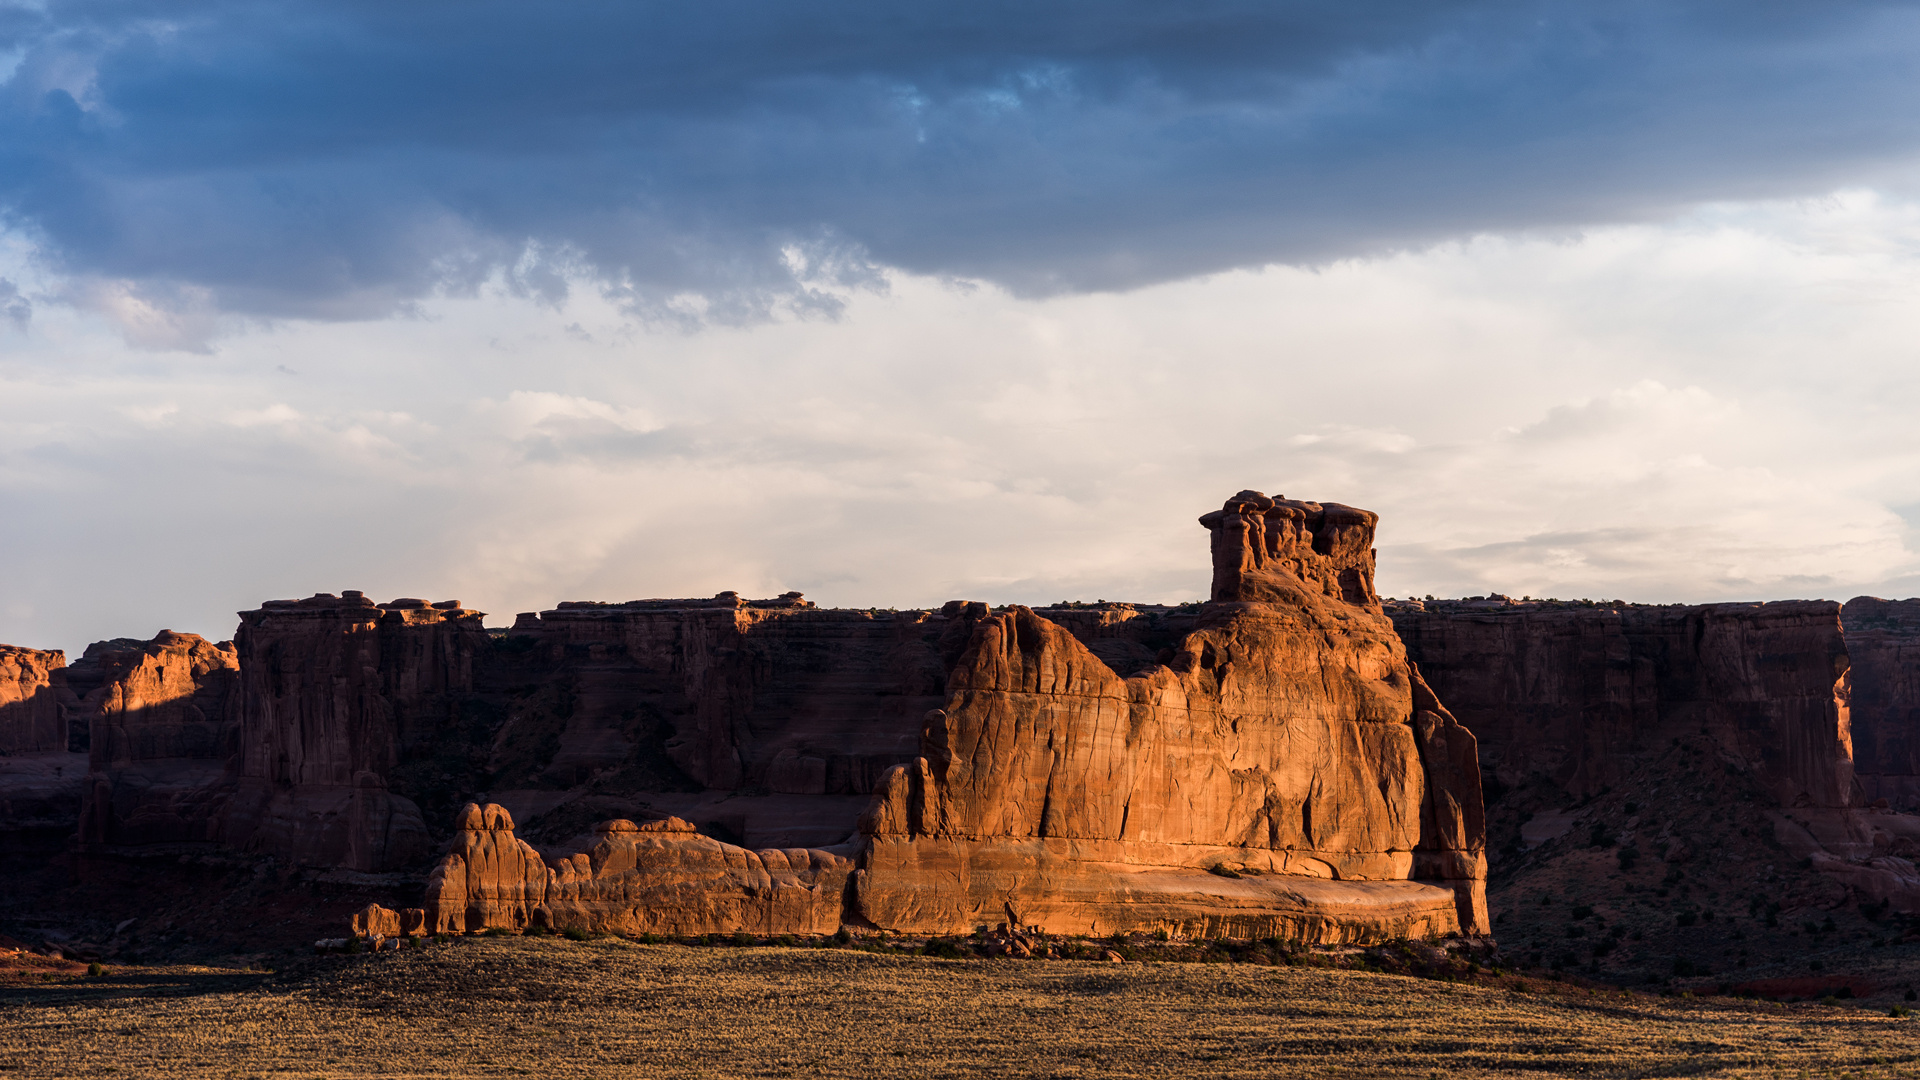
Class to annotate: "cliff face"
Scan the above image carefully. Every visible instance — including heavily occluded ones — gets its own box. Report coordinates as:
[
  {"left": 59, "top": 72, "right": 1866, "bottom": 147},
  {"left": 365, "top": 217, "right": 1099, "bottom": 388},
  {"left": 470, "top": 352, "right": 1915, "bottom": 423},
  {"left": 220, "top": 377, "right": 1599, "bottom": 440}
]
[
  {"left": 0, "top": 645, "right": 69, "bottom": 754},
  {"left": 491, "top": 593, "right": 953, "bottom": 799},
  {"left": 75, "top": 631, "right": 241, "bottom": 848},
  {"left": 857, "top": 492, "right": 1487, "bottom": 940},
  {"left": 217, "top": 593, "right": 490, "bottom": 871},
  {"left": 1840, "top": 597, "right": 1920, "bottom": 807},
  {"left": 1389, "top": 599, "right": 1855, "bottom": 809}
]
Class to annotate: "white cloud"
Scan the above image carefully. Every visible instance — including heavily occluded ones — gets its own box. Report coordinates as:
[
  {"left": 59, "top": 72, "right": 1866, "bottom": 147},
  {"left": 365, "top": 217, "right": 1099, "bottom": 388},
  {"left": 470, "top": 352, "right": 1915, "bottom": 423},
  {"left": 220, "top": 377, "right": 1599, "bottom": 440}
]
[{"left": 3, "top": 191, "right": 1920, "bottom": 650}]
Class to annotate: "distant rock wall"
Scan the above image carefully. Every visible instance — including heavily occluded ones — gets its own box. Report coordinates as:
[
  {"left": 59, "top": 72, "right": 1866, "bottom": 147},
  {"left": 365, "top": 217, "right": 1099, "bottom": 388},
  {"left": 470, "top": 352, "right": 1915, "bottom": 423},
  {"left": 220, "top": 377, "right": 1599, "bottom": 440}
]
[
  {"left": 1389, "top": 599, "right": 1856, "bottom": 809},
  {"left": 75, "top": 631, "right": 241, "bottom": 849},
  {"left": 1840, "top": 597, "right": 1920, "bottom": 807},
  {"left": 216, "top": 593, "right": 490, "bottom": 871},
  {"left": 0, "top": 644, "right": 68, "bottom": 754}
]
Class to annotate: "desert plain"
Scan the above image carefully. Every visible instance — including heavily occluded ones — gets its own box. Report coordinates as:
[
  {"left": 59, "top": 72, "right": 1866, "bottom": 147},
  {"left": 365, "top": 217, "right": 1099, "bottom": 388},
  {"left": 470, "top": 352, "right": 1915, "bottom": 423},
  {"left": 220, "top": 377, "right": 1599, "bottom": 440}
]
[{"left": 3, "top": 937, "right": 1918, "bottom": 1080}]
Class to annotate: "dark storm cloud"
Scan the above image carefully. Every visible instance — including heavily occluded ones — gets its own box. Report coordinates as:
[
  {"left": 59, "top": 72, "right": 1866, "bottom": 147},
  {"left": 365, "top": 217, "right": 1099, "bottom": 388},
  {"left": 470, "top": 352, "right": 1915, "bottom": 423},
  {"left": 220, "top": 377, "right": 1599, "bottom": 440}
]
[{"left": 2, "top": 0, "right": 1918, "bottom": 320}]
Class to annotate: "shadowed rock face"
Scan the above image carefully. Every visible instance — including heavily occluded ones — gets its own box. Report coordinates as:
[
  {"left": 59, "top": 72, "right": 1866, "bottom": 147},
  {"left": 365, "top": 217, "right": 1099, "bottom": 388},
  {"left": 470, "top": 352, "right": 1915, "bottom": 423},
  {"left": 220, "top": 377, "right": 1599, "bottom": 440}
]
[
  {"left": 1389, "top": 599, "right": 1856, "bottom": 809},
  {"left": 217, "top": 593, "right": 489, "bottom": 871},
  {"left": 76, "top": 631, "right": 241, "bottom": 849},
  {"left": 856, "top": 491, "right": 1487, "bottom": 940},
  {"left": 1841, "top": 598, "right": 1920, "bottom": 807}
]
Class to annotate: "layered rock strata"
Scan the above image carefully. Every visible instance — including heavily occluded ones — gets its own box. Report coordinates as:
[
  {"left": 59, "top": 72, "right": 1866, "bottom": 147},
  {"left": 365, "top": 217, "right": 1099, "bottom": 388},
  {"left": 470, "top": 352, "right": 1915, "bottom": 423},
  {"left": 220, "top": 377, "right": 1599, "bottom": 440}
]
[
  {"left": 857, "top": 492, "right": 1487, "bottom": 940},
  {"left": 420, "top": 802, "right": 851, "bottom": 936}
]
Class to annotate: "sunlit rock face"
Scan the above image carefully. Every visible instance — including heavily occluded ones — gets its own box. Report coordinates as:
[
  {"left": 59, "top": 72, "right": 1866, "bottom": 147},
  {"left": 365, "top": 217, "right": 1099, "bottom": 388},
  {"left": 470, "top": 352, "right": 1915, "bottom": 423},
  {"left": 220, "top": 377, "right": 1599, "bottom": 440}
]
[
  {"left": 855, "top": 492, "right": 1489, "bottom": 941},
  {"left": 421, "top": 803, "right": 851, "bottom": 937},
  {"left": 0, "top": 644, "right": 68, "bottom": 754}
]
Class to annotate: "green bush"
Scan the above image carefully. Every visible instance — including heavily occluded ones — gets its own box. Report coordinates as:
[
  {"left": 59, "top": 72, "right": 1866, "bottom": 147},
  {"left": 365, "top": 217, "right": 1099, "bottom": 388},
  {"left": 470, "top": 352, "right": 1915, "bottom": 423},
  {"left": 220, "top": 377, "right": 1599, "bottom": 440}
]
[
  {"left": 86, "top": 962, "right": 104, "bottom": 977},
  {"left": 732, "top": 931, "right": 756, "bottom": 947},
  {"left": 563, "top": 927, "right": 590, "bottom": 942},
  {"left": 640, "top": 933, "right": 662, "bottom": 945}
]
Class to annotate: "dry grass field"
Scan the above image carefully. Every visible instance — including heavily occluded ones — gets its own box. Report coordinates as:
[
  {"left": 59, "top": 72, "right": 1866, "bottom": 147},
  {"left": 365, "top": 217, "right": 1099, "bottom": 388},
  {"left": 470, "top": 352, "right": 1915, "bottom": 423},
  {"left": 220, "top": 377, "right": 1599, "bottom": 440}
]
[{"left": 2, "top": 937, "right": 1917, "bottom": 1079}]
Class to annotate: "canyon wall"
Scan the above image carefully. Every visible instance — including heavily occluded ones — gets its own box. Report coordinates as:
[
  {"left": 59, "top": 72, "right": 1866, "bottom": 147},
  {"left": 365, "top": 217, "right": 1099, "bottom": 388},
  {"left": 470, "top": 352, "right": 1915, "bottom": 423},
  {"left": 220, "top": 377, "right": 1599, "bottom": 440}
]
[
  {"left": 0, "top": 645, "right": 68, "bottom": 754},
  {"left": 216, "top": 592, "right": 490, "bottom": 871},
  {"left": 0, "top": 644, "right": 82, "bottom": 854},
  {"left": 1840, "top": 597, "right": 1920, "bottom": 807},
  {"left": 75, "top": 631, "right": 241, "bottom": 849},
  {"left": 1388, "top": 598, "right": 1857, "bottom": 809}
]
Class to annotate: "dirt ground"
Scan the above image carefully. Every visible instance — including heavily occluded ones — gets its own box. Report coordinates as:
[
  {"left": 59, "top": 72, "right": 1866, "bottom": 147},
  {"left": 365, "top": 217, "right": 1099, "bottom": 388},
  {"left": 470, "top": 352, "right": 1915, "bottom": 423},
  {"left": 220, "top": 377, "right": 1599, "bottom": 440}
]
[{"left": 2, "top": 937, "right": 1917, "bottom": 1079}]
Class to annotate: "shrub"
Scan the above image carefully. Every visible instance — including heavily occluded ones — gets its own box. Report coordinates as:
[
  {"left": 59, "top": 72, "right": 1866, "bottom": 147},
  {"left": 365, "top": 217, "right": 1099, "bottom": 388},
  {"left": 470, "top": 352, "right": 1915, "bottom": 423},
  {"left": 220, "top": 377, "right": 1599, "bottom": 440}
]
[
  {"left": 563, "top": 927, "right": 590, "bottom": 942},
  {"left": 482, "top": 928, "right": 509, "bottom": 937},
  {"left": 1906, "top": 989, "right": 1916, "bottom": 1002},
  {"left": 1570, "top": 905, "right": 1593, "bottom": 920},
  {"left": 1154, "top": 929, "right": 1171, "bottom": 942},
  {"left": 86, "top": 962, "right": 104, "bottom": 977},
  {"left": 1617, "top": 846, "right": 1640, "bottom": 871},
  {"left": 524, "top": 924, "right": 554, "bottom": 937},
  {"left": 923, "top": 938, "right": 966, "bottom": 959},
  {"left": 1891, "top": 1005, "right": 1911, "bottom": 1018},
  {"left": 832, "top": 928, "right": 852, "bottom": 945},
  {"left": 346, "top": 938, "right": 365, "bottom": 954},
  {"left": 732, "top": 931, "right": 756, "bottom": 947},
  {"left": 640, "top": 933, "right": 662, "bottom": 945},
  {"left": 407, "top": 935, "right": 423, "bottom": 950},
  {"left": 1588, "top": 825, "right": 1615, "bottom": 848},
  {"left": 1672, "top": 957, "right": 1705, "bottom": 978},
  {"left": 1676, "top": 912, "right": 1697, "bottom": 928}
]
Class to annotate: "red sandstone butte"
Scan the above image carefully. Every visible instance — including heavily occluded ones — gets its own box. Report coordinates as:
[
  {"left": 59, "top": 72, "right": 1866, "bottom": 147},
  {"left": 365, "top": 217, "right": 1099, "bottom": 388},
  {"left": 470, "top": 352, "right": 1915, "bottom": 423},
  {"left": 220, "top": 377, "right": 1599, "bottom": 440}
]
[{"left": 854, "top": 491, "right": 1487, "bottom": 941}]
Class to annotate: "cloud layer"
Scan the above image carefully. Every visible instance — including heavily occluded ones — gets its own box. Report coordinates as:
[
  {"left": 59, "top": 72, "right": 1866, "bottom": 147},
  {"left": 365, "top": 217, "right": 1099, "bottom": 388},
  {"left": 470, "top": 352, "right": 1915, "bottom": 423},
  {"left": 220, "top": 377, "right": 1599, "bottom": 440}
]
[
  {"left": 4, "top": 193, "right": 1919, "bottom": 651},
  {"left": 5, "top": 1, "right": 1920, "bottom": 326}
]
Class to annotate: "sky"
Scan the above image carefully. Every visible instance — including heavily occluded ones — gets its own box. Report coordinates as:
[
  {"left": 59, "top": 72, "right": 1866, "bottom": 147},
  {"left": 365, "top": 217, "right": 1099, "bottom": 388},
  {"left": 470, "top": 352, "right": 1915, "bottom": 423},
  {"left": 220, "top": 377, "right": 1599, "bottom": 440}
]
[{"left": 5, "top": 2, "right": 1920, "bottom": 651}]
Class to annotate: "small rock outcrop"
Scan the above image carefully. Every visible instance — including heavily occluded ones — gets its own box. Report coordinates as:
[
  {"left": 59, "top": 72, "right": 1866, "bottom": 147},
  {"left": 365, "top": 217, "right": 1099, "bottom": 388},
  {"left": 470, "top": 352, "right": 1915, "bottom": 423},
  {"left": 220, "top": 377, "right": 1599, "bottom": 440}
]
[{"left": 422, "top": 803, "right": 852, "bottom": 936}]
